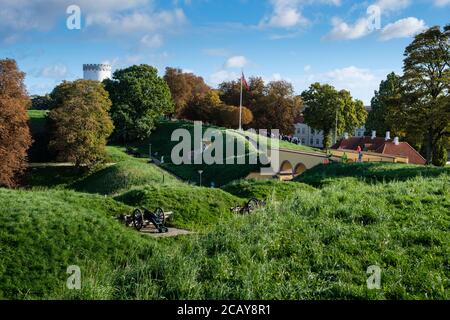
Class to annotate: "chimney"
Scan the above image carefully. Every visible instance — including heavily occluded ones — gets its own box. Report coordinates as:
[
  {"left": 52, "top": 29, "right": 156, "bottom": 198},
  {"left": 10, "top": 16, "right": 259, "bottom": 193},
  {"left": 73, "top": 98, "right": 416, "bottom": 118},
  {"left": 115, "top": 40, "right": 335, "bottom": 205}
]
[
  {"left": 344, "top": 132, "right": 349, "bottom": 140},
  {"left": 394, "top": 137, "right": 400, "bottom": 145},
  {"left": 385, "top": 131, "right": 391, "bottom": 141},
  {"left": 371, "top": 130, "right": 376, "bottom": 140}
]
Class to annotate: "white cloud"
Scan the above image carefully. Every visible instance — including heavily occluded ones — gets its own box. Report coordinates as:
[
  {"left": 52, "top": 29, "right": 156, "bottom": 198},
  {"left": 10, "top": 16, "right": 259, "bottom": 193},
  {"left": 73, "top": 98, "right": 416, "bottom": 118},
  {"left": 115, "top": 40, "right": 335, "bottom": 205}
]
[
  {"left": 434, "top": 0, "right": 450, "bottom": 6},
  {"left": 209, "top": 70, "right": 238, "bottom": 86},
  {"left": 380, "top": 17, "right": 427, "bottom": 41},
  {"left": 325, "top": 17, "right": 371, "bottom": 40},
  {"left": 304, "top": 65, "right": 312, "bottom": 72},
  {"left": 297, "top": 66, "right": 384, "bottom": 104},
  {"left": 140, "top": 34, "right": 164, "bottom": 48},
  {"left": 86, "top": 9, "right": 187, "bottom": 35},
  {"left": 260, "top": 0, "right": 341, "bottom": 29},
  {"left": 0, "top": 0, "right": 186, "bottom": 44},
  {"left": 225, "top": 56, "right": 248, "bottom": 69},
  {"left": 324, "top": 0, "right": 416, "bottom": 41}
]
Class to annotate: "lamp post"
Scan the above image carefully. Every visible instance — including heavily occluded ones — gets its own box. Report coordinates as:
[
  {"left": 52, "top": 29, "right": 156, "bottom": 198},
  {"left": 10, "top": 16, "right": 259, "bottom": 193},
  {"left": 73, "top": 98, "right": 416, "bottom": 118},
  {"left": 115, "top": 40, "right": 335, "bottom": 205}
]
[{"left": 198, "top": 170, "right": 204, "bottom": 187}]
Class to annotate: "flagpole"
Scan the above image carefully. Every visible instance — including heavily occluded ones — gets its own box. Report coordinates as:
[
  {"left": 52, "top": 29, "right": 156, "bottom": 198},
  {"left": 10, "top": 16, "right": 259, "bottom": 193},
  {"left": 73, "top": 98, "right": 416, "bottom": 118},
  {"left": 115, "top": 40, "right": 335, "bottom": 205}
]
[{"left": 239, "top": 69, "right": 243, "bottom": 131}]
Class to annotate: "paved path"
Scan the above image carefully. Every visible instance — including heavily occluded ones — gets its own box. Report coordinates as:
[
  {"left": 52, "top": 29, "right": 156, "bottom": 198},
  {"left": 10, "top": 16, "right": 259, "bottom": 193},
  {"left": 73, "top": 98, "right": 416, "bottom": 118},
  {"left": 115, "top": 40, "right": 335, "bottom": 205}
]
[{"left": 140, "top": 226, "right": 193, "bottom": 238}]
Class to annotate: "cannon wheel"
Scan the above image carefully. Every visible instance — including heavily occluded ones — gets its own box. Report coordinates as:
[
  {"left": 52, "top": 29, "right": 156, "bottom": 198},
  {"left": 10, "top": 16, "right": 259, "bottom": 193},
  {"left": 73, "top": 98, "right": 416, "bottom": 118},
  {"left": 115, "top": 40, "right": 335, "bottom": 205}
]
[
  {"left": 246, "top": 198, "right": 260, "bottom": 213},
  {"left": 154, "top": 207, "right": 165, "bottom": 224},
  {"left": 132, "top": 209, "right": 144, "bottom": 231}
]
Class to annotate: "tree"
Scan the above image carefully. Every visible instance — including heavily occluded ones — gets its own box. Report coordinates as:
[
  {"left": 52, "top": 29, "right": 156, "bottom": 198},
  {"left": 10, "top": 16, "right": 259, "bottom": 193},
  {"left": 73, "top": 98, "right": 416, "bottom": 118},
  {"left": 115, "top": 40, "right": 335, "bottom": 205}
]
[
  {"left": 30, "top": 94, "right": 52, "bottom": 110},
  {"left": 219, "top": 77, "right": 301, "bottom": 134},
  {"left": 366, "top": 72, "right": 403, "bottom": 136},
  {"left": 104, "top": 65, "right": 174, "bottom": 142},
  {"left": 400, "top": 25, "right": 450, "bottom": 164},
  {"left": 48, "top": 80, "right": 114, "bottom": 168},
  {"left": 164, "top": 67, "right": 210, "bottom": 117},
  {"left": 301, "top": 83, "right": 367, "bottom": 149},
  {"left": 0, "top": 59, "right": 32, "bottom": 187},
  {"left": 252, "top": 80, "right": 302, "bottom": 134}
]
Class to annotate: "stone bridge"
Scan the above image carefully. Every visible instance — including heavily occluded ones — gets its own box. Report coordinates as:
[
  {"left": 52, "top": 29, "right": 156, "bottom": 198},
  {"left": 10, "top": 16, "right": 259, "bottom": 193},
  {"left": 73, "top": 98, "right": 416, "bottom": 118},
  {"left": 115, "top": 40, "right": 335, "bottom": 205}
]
[{"left": 267, "top": 148, "right": 329, "bottom": 180}]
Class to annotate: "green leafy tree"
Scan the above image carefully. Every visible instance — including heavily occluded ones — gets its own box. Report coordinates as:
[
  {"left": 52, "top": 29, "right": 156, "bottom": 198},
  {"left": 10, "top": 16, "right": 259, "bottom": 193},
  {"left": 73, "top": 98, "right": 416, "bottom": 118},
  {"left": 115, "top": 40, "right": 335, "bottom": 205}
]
[
  {"left": 400, "top": 25, "right": 450, "bottom": 164},
  {"left": 104, "top": 65, "right": 174, "bottom": 142},
  {"left": 49, "top": 80, "right": 114, "bottom": 168},
  {"left": 366, "top": 72, "right": 403, "bottom": 136},
  {"left": 301, "top": 83, "right": 367, "bottom": 149}
]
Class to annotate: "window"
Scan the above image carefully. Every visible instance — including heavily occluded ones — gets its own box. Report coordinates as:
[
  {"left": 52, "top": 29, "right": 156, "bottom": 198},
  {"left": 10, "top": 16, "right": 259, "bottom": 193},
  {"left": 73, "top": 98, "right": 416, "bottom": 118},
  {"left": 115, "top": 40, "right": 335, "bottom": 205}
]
[
  {"left": 316, "top": 139, "right": 320, "bottom": 145},
  {"left": 310, "top": 138, "right": 313, "bottom": 145},
  {"left": 302, "top": 128, "right": 306, "bottom": 134},
  {"left": 301, "top": 138, "right": 305, "bottom": 144}
]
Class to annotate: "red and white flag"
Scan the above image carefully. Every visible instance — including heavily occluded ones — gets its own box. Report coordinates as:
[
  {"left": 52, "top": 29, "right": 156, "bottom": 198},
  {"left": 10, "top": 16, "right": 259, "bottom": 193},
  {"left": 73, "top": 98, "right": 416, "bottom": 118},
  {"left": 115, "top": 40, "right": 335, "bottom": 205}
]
[{"left": 241, "top": 72, "right": 250, "bottom": 91}]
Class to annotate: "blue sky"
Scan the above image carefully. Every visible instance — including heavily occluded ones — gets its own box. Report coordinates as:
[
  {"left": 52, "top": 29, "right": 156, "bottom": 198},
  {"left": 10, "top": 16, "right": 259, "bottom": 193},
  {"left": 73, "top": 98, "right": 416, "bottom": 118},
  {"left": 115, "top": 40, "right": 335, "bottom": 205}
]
[{"left": 0, "top": 0, "right": 449, "bottom": 104}]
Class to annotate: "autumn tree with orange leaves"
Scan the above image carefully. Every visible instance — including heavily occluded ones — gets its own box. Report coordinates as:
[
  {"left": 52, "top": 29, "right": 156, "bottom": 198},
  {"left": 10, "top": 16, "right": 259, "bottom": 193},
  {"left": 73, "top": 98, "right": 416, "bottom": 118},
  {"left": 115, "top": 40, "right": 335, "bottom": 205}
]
[
  {"left": 0, "top": 59, "right": 32, "bottom": 188},
  {"left": 48, "top": 80, "right": 114, "bottom": 168}
]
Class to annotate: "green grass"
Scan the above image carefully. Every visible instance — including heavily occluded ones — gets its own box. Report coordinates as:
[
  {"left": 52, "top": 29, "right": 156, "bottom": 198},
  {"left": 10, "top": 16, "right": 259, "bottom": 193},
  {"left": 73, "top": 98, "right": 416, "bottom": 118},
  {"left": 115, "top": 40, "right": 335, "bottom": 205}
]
[
  {"left": 115, "top": 184, "right": 243, "bottom": 231},
  {"left": 4, "top": 125, "right": 449, "bottom": 300},
  {"left": 3, "top": 173, "right": 448, "bottom": 300},
  {"left": 243, "top": 130, "right": 323, "bottom": 153},
  {"left": 222, "top": 179, "right": 316, "bottom": 201},
  {"left": 71, "top": 153, "right": 180, "bottom": 196},
  {"left": 0, "top": 188, "right": 143, "bottom": 299},
  {"left": 128, "top": 120, "right": 262, "bottom": 186},
  {"left": 296, "top": 162, "right": 450, "bottom": 187}
]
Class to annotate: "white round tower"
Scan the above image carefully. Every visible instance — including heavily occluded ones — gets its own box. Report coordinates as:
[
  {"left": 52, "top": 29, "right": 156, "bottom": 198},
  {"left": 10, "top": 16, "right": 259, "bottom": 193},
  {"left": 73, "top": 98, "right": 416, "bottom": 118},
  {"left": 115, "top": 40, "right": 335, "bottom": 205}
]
[{"left": 83, "top": 64, "right": 112, "bottom": 82}]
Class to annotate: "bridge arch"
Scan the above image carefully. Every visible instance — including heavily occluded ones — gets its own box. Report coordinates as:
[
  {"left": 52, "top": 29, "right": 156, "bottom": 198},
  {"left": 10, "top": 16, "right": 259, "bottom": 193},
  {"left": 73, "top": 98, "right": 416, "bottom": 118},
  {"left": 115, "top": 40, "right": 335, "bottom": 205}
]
[{"left": 293, "top": 163, "right": 307, "bottom": 177}]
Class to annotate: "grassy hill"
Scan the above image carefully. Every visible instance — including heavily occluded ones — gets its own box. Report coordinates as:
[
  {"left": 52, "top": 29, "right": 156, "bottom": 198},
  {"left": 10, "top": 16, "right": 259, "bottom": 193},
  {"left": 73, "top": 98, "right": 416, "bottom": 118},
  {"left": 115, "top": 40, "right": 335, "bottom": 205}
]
[
  {"left": 2, "top": 172, "right": 448, "bottom": 300},
  {"left": 116, "top": 184, "right": 242, "bottom": 231},
  {"left": 127, "top": 120, "right": 263, "bottom": 186},
  {"left": 296, "top": 162, "right": 450, "bottom": 187},
  {"left": 4, "top": 129, "right": 449, "bottom": 300},
  {"left": 0, "top": 188, "right": 141, "bottom": 299},
  {"left": 222, "top": 179, "right": 316, "bottom": 200}
]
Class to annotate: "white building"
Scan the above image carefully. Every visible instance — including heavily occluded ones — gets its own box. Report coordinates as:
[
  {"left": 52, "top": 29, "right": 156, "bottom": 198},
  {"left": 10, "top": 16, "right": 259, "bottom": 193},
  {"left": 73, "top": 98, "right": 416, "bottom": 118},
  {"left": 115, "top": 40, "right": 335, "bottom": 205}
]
[
  {"left": 83, "top": 64, "right": 112, "bottom": 82},
  {"left": 294, "top": 106, "right": 371, "bottom": 148},
  {"left": 294, "top": 123, "right": 366, "bottom": 148}
]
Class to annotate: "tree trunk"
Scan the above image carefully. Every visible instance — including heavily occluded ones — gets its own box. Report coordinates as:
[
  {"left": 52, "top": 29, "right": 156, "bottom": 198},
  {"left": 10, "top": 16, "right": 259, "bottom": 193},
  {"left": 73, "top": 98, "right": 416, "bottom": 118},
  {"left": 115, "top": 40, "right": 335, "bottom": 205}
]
[
  {"left": 324, "top": 131, "right": 333, "bottom": 151},
  {"left": 426, "top": 129, "right": 433, "bottom": 165}
]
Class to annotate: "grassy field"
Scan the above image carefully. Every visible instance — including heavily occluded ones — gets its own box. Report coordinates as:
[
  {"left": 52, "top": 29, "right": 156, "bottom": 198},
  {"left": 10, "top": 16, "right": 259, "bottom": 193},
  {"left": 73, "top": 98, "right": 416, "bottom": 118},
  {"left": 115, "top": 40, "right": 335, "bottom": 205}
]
[
  {"left": 296, "top": 162, "right": 450, "bottom": 186},
  {"left": 3, "top": 120, "right": 449, "bottom": 300},
  {"left": 2, "top": 170, "right": 448, "bottom": 299},
  {"left": 221, "top": 179, "right": 316, "bottom": 200}
]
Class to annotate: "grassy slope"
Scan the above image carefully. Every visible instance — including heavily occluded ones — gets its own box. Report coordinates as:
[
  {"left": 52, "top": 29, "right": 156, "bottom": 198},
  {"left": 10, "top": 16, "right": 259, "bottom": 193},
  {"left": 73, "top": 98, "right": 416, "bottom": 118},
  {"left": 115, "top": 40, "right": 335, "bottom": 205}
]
[
  {"left": 2, "top": 165, "right": 449, "bottom": 299},
  {"left": 130, "top": 121, "right": 261, "bottom": 186},
  {"left": 0, "top": 188, "right": 143, "bottom": 299},
  {"left": 11, "top": 173, "right": 448, "bottom": 300},
  {"left": 296, "top": 162, "right": 450, "bottom": 187},
  {"left": 116, "top": 185, "right": 243, "bottom": 231},
  {"left": 222, "top": 179, "right": 316, "bottom": 201},
  {"left": 243, "top": 130, "right": 323, "bottom": 153}
]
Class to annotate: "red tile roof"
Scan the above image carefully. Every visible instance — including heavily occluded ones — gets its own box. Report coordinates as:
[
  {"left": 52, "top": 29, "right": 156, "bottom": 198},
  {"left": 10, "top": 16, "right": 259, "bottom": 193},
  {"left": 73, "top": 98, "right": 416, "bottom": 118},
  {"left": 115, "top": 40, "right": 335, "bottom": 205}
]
[{"left": 332, "top": 137, "right": 426, "bottom": 165}]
